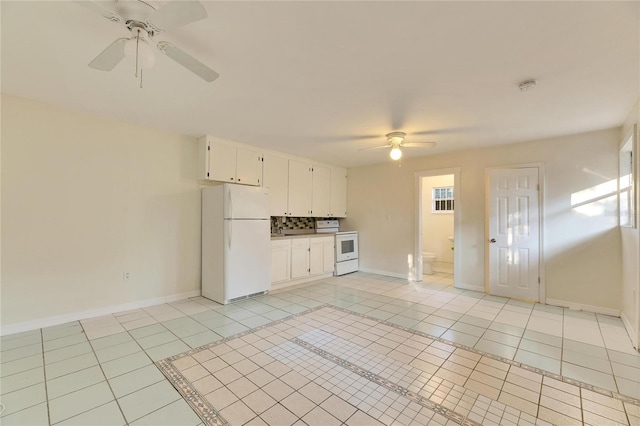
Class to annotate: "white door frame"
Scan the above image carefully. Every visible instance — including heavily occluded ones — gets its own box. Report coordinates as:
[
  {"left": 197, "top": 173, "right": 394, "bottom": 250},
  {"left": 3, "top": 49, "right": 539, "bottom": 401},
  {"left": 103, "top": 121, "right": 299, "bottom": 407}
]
[
  {"left": 414, "top": 167, "right": 462, "bottom": 284},
  {"left": 485, "top": 163, "right": 545, "bottom": 303}
]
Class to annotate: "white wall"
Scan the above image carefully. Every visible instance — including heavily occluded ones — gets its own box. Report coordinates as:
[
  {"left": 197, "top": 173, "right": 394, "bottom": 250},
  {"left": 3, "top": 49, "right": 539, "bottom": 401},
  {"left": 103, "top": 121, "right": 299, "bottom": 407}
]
[
  {"left": 344, "top": 128, "right": 622, "bottom": 310},
  {"left": 620, "top": 98, "right": 640, "bottom": 347},
  {"left": 1, "top": 95, "right": 201, "bottom": 330},
  {"left": 422, "top": 175, "right": 454, "bottom": 271}
]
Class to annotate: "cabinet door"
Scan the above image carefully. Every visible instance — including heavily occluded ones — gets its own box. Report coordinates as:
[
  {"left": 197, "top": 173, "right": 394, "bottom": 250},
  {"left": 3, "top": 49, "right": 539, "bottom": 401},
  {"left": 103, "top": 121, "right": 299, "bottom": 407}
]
[
  {"left": 209, "top": 141, "right": 237, "bottom": 183},
  {"left": 312, "top": 166, "right": 331, "bottom": 218},
  {"left": 288, "top": 160, "right": 313, "bottom": 216},
  {"left": 263, "top": 154, "right": 289, "bottom": 216},
  {"left": 236, "top": 147, "right": 262, "bottom": 186},
  {"left": 309, "top": 240, "right": 323, "bottom": 275},
  {"left": 290, "top": 239, "right": 310, "bottom": 279},
  {"left": 271, "top": 243, "right": 291, "bottom": 283},
  {"left": 322, "top": 239, "right": 335, "bottom": 273},
  {"left": 330, "top": 167, "right": 347, "bottom": 217}
]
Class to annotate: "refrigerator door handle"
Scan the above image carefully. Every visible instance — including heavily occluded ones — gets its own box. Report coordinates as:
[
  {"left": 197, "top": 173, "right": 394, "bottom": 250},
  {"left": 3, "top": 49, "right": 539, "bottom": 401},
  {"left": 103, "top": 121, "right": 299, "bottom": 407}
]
[
  {"left": 228, "top": 188, "right": 233, "bottom": 218},
  {"left": 228, "top": 220, "right": 232, "bottom": 249}
]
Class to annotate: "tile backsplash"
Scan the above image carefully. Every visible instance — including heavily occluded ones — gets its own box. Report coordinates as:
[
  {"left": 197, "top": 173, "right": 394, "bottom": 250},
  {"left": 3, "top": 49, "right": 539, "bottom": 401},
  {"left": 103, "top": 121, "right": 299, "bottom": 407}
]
[{"left": 270, "top": 216, "right": 316, "bottom": 234}]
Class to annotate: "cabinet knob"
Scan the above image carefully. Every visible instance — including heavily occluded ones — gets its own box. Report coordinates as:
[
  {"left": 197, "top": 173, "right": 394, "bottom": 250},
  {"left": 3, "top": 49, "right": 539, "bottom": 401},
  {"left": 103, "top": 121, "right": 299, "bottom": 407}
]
[
  {"left": 230, "top": 177, "right": 234, "bottom": 180},
  {"left": 238, "top": 179, "right": 241, "bottom": 182}
]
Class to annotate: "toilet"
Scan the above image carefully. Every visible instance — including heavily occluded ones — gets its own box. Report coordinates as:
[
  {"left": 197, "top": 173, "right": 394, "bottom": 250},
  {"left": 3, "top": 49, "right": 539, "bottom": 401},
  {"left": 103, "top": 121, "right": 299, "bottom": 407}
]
[{"left": 422, "top": 252, "right": 437, "bottom": 275}]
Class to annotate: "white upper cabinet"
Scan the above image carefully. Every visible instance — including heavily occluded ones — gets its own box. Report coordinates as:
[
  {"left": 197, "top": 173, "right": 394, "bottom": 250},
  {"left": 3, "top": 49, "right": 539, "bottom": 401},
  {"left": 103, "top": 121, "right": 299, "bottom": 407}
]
[
  {"left": 197, "top": 137, "right": 262, "bottom": 186},
  {"left": 198, "top": 135, "right": 347, "bottom": 216},
  {"left": 236, "top": 147, "right": 262, "bottom": 186},
  {"left": 287, "top": 160, "right": 313, "bottom": 216},
  {"left": 208, "top": 139, "right": 237, "bottom": 182},
  {"left": 262, "top": 153, "right": 289, "bottom": 217},
  {"left": 311, "top": 165, "right": 331, "bottom": 217},
  {"left": 330, "top": 167, "right": 347, "bottom": 217}
]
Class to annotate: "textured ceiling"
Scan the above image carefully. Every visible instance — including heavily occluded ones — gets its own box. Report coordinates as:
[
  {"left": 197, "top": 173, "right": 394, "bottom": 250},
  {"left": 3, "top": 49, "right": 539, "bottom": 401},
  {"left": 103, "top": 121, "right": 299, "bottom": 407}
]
[{"left": 1, "top": 1, "right": 638, "bottom": 167}]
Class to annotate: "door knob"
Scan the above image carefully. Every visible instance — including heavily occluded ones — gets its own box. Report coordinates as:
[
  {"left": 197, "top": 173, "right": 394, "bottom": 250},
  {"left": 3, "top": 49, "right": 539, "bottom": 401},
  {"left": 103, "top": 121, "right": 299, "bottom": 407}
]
[{"left": 490, "top": 238, "right": 496, "bottom": 243}]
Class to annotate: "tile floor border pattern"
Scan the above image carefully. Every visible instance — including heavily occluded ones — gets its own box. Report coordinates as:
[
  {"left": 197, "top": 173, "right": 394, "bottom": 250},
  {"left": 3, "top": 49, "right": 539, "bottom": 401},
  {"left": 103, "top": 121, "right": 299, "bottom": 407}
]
[
  {"left": 290, "top": 336, "right": 479, "bottom": 426},
  {"left": 156, "top": 358, "right": 228, "bottom": 426},
  {"left": 155, "top": 300, "right": 332, "bottom": 426},
  {"left": 329, "top": 305, "right": 640, "bottom": 408},
  {"left": 156, "top": 303, "right": 640, "bottom": 426}
]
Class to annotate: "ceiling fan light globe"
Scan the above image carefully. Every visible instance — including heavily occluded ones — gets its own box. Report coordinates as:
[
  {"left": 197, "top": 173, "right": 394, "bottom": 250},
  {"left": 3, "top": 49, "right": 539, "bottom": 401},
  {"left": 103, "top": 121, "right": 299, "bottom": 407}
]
[
  {"left": 124, "top": 38, "right": 156, "bottom": 69},
  {"left": 390, "top": 147, "right": 402, "bottom": 160}
]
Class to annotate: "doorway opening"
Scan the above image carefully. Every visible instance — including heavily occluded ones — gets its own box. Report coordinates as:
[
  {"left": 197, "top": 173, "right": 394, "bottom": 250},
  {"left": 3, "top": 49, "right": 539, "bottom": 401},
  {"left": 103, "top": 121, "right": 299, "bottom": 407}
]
[{"left": 415, "top": 167, "right": 461, "bottom": 286}]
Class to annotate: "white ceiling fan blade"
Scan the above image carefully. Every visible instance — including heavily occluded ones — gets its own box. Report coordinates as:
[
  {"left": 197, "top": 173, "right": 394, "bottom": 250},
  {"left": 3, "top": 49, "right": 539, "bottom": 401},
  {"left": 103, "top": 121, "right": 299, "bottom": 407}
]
[
  {"left": 75, "top": 1, "right": 124, "bottom": 25},
  {"left": 358, "top": 144, "right": 391, "bottom": 152},
  {"left": 403, "top": 142, "right": 437, "bottom": 148},
  {"left": 157, "top": 41, "right": 219, "bottom": 82},
  {"left": 88, "top": 38, "right": 127, "bottom": 71},
  {"left": 149, "top": 1, "right": 207, "bottom": 31}
]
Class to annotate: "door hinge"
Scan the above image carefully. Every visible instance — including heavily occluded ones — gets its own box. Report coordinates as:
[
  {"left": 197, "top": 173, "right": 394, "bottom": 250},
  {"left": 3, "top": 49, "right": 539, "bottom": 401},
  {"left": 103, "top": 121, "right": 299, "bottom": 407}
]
[
  {"left": 537, "top": 184, "right": 540, "bottom": 191},
  {"left": 538, "top": 277, "right": 541, "bottom": 284},
  {"left": 207, "top": 146, "right": 210, "bottom": 151},
  {"left": 206, "top": 172, "right": 209, "bottom": 177}
]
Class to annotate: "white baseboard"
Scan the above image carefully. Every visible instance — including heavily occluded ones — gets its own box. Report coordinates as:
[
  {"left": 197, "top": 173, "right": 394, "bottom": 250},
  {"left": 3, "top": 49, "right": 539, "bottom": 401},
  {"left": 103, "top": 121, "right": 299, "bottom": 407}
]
[
  {"left": 1, "top": 289, "right": 201, "bottom": 337},
  {"left": 358, "top": 267, "right": 408, "bottom": 280},
  {"left": 621, "top": 311, "right": 638, "bottom": 350},
  {"left": 271, "top": 273, "right": 334, "bottom": 291},
  {"left": 545, "top": 298, "right": 620, "bottom": 317},
  {"left": 454, "top": 282, "right": 485, "bottom": 293}
]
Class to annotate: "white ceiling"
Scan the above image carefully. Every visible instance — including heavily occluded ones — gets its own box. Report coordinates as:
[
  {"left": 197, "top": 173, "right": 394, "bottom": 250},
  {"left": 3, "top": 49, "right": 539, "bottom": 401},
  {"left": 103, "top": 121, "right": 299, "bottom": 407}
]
[{"left": 2, "top": 1, "right": 638, "bottom": 167}]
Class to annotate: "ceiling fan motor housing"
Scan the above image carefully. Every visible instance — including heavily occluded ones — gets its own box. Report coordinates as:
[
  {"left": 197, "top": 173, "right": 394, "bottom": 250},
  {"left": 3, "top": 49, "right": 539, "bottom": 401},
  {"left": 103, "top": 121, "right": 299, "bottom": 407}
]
[{"left": 386, "top": 131, "right": 406, "bottom": 146}]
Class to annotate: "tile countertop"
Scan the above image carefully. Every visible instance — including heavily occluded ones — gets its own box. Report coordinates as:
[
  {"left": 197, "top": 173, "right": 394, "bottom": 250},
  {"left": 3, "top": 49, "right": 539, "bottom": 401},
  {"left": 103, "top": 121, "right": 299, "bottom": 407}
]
[{"left": 271, "top": 233, "right": 336, "bottom": 240}]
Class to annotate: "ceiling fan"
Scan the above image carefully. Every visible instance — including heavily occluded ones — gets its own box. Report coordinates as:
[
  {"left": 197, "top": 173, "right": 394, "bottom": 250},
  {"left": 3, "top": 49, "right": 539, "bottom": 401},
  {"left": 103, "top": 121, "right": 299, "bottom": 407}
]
[
  {"left": 359, "top": 132, "right": 436, "bottom": 160},
  {"left": 78, "top": 0, "right": 219, "bottom": 85}
]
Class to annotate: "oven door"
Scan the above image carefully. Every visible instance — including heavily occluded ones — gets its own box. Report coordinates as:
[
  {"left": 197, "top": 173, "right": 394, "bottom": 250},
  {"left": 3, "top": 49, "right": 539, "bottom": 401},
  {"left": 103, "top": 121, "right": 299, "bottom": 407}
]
[{"left": 336, "top": 233, "right": 358, "bottom": 262}]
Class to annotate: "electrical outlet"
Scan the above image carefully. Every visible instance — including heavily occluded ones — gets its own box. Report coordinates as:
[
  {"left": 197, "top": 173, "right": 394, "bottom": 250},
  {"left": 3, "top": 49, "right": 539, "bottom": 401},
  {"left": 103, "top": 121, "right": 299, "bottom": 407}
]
[{"left": 123, "top": 272, "right": 130, "bottom": 280}]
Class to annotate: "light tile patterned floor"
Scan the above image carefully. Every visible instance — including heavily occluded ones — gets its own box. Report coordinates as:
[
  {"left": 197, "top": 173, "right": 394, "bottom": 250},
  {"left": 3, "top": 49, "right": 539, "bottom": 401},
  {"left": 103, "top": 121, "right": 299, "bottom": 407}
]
[{"left": 1, "top": 272, "right": 639, "bottom": 425}]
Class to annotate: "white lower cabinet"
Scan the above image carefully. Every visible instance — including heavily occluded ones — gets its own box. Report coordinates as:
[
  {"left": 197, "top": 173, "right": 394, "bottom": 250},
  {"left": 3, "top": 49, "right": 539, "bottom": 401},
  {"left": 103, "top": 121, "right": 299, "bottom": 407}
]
[
  {"left": 270, "top": 239, "right": 291, "bottom": 283},
  {"left": 309, "top": 239, "right": 323, "bottom": 275},
  {"left": 271, "top": 236, "right": 335, "bottom": 285},
  {"left": 322, "top": 238, "right": 335, "bottom": 273},
  {"left": 290, "top": 239, "right": 311, "bottom": 279}
]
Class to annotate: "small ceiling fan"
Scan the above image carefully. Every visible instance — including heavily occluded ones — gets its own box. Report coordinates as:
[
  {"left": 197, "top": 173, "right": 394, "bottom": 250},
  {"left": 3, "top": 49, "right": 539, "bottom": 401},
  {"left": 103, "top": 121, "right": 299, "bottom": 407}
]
[
  {"left": 359, "top": 132, "right": 436, "bottom": 160},
  {"left": 78, "top": 0, "right": 219, "bottom": 85}
]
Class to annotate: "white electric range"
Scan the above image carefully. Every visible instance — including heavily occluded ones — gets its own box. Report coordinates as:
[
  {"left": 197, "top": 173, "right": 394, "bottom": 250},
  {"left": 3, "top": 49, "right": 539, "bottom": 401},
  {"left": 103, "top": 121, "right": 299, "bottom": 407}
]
[{"left": 316, "top": 220, "right": 359, "bottom": 276}]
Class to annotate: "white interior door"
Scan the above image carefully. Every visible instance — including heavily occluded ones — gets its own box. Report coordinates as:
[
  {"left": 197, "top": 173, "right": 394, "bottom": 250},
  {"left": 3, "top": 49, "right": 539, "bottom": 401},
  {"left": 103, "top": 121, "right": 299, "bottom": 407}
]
[{"left": 488, "top": 168, "right": 540, "bottom": 301}]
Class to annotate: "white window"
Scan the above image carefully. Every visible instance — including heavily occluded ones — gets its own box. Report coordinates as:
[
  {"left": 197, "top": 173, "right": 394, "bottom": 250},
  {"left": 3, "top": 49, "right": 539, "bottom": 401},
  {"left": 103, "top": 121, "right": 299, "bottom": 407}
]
[{"left": 432, "top": 186, "right": 454, "bottom": 213}]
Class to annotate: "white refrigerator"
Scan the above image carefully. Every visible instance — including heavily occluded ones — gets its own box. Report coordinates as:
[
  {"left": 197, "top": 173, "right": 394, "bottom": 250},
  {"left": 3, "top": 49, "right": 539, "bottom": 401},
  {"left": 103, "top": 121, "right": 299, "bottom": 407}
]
[{"left": 201, "top": 184, "right": 270, "bottom": 304}]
